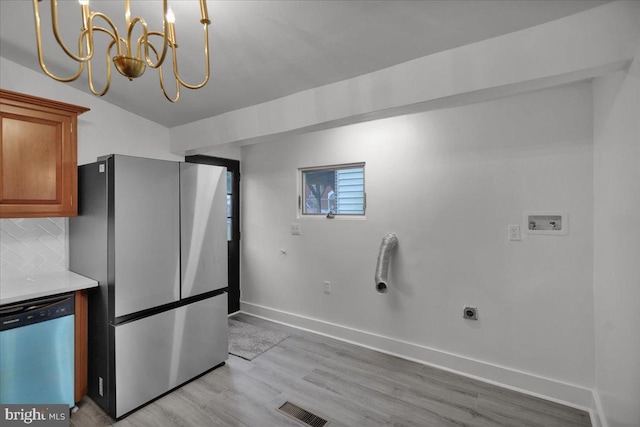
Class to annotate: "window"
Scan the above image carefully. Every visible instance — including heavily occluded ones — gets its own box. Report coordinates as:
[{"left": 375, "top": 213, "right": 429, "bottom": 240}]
[{"left": 300, "top": 163, "right": 365, "bottom": 216}]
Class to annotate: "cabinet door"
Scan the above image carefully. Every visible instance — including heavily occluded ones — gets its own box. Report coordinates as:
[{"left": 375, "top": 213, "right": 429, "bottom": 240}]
[{"left": 0, "top": 105, "right": 77, "bottom": 217}]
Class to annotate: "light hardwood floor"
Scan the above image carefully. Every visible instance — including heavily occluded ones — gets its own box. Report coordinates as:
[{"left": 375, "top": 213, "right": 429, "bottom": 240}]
[{"left": 71, "top": 313, "right": 591, "bottom": 427}]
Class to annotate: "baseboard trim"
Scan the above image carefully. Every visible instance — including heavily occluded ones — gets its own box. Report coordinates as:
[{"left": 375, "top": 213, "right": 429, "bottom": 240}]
[
  {"left": 240, "top": 300, "right": 599, "bottom": 421},
  {"left": 591, "top": 390, "right": 607, "bottom": 427}
]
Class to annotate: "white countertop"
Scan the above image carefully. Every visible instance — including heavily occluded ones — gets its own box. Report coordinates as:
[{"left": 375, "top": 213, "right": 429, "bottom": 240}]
[{"left": 0, "top": 271, "right": 98, "bottom": 306}]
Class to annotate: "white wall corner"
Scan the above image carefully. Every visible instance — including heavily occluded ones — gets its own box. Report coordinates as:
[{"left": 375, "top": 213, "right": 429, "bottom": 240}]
[
  {"left": 590, "top": 390, "right": 608, "bottom": 427},
  {"left": 592, "top": 36, "right": 640, "bottom": 427}
]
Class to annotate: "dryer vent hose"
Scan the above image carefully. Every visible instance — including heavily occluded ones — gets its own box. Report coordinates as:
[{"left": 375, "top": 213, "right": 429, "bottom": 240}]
[{"left": 374, "top": 233, "right": 398, "bottom": 294}]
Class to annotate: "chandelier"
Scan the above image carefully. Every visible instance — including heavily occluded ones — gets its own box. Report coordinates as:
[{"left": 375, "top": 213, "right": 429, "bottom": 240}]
[{"left": 32, "top": 0, "right": 211, "bottom": 102}]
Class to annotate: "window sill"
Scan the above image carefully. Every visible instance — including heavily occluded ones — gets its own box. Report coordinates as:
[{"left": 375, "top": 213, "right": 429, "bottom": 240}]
[{"left": 297, "top": 214, "right": 367, "bottom": 221}]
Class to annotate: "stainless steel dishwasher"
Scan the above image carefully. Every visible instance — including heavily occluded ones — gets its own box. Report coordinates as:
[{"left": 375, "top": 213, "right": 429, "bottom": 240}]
[{"left": 0, "top": 294, "right": 75, "bottom": 407}]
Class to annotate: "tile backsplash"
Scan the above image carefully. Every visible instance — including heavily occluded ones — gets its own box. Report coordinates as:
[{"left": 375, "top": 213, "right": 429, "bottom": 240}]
[{"left": 0, "top": 218, "right": 67, "bottom": 281}]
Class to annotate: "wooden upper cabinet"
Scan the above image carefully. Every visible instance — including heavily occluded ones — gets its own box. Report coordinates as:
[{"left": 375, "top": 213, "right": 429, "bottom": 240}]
[{"left": 0, "top": 89, "right": 89, "bottom": 218}]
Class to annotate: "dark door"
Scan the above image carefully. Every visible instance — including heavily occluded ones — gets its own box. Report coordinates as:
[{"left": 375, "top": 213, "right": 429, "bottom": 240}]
[{"left": 185, "top": 155, "right": 240, "bottom": 313}]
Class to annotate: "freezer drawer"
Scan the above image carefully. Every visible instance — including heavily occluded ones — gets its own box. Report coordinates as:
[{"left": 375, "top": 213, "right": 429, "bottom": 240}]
[
  {"left": 114, "top": 293, "right": 228, "bottom": 417},
  {"left": 180, "top": 163, "right": 228, "bottom": 299}
]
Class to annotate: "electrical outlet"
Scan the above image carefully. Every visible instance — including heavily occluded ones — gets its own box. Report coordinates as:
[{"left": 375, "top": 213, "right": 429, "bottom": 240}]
[
  {"left": 508, "top": 224, "right": 521, "bottom": 241},
  {"left": 323, "top": 281, "right": 331, "bottom": 294},
  {"left": 291, "top": 223, "right": 302, "bottom": 235}
]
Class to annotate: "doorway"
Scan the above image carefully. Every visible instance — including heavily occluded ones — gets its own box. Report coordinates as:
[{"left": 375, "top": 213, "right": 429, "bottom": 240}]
[{"left": 185, "top": 155, "right": 240, "bottom": 313}]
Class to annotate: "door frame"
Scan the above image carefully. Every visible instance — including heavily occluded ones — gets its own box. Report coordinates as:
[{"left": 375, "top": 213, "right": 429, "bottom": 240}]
[{"left": 185, "top": 155, "right": 240, "bottom": 314}]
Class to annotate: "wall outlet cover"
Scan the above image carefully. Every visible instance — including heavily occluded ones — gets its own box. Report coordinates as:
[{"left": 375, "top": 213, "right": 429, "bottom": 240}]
[
  {"left": 508, "top": 224, "right": 521, "bottom": 241},
  {"left": 291, "top": 223, "right": 302, "bottom": 235}
]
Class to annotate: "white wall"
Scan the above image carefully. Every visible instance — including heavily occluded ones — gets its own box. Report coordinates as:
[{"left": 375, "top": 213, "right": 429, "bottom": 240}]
[
  {"left": 592, "top": 48, "right": 640, "bottom": 427},
  {"left": 0, "top": 57, "right": 179, "bottom": 279},
  {"left": 241, "top": 82, "right": 595, "bottom": 402}
]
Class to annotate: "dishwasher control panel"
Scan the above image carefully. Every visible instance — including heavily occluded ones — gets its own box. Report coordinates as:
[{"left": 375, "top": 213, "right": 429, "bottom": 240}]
[{"left": 0, "top": 294, "right": 75, "bottom": 332}]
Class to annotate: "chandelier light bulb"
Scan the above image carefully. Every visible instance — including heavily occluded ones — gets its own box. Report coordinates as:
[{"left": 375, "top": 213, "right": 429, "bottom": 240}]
[{"left": 166, "top": 8, "right": 175, "bottom": 24}]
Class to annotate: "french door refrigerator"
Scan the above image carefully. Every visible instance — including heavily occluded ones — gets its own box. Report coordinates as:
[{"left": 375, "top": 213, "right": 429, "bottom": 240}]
[{"left": 69, "top": 155, "right": 228, "bottom": 419}]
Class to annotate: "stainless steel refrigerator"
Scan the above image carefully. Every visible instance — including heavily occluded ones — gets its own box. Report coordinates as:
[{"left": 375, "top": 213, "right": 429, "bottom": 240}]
[{"left": 69, "top": 155, "right": 228, "bottom": 419}]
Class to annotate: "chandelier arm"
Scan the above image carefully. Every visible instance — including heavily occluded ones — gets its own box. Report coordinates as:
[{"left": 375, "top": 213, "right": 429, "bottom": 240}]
[
  {"left": 138, "top": 0, "right": 170, "bottom": 69},
  {"left": 143, "top": 30, "right": 170, "bottom": 69},
  {"left": 174, "top": 23, "right": 210, "bottom": 90},
  {"left": 91, "top": 26, "right": 123, "bottom": 54},
  {"left": 88, "top": 13, "right": 123, "bottom": 58},
  {"left": 46, "top": 0, "right": 94, "bottom": 62},
  {"left": 91, "top": 25, "right": 120, "bottom": 41},
  {"left": 126, "top": 17, "right": 148, "bottom": 71},
  {"left": 159, "top": 0, "right": 171, "bottom": 64},
  {"left": 127, "top": 17, "right": 145, "bottom": 59},
  {"left": 199, "top": 0, "right": 211, "bottom": 25},
  {"left": 147, "top": 41, "right": 180, "bottom": 103},
  {"left": 32, "top": 0, "right": 85, "bottom": 82},
  {"left": 86, "top": 39, "right": 115, "bottom": 97},
  {"left": 158, "top": 65, "right": 180, "bottom": 103},
  {"left": 132, "top": 19, "right": 169, "bottom": 68}
]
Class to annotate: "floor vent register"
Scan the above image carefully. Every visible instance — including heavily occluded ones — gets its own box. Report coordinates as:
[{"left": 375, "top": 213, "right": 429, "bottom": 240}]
[{"left": 278, "top": 401, "right": 329, "bottom": 427}]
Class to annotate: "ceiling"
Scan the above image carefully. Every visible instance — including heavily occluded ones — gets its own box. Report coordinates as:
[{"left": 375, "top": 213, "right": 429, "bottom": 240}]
[{"left": 0, "top": 0, "right": 610, "bottom": 128}]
